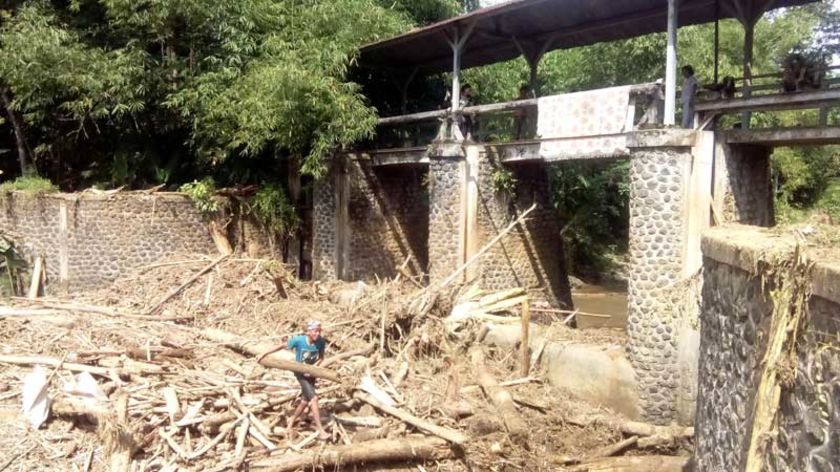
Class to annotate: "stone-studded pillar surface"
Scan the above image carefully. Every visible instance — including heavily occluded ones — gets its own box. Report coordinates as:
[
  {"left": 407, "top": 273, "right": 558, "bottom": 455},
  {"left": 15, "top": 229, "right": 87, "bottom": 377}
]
[
  {"left": 626, "top": 132, "right": 694, "bottom": 424},
  {"left": 713, "top": 142, "right": 774, "bottom": 226},
  {"left": 427, "top": 148, "right": 465, "bottom": 283},
  {"left": 311, "top": 165, "right": 339, "bottom": 280}
]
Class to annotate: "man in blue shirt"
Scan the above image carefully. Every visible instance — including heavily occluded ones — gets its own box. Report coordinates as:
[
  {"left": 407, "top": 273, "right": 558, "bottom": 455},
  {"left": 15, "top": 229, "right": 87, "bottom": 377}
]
[{"left": 258, "top": 320, "right": 329, "bottom": 440}]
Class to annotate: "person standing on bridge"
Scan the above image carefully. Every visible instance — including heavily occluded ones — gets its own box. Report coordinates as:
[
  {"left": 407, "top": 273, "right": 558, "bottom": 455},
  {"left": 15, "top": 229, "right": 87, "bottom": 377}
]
[
  {"left": 458, "top": 83, "right": 476, "bottom": 140},
  {"left": 257, "top": 321, "right": 329, "bottom": 440},
  {"left": 681, "top": 65, "right": 699, "bottom": 129}
]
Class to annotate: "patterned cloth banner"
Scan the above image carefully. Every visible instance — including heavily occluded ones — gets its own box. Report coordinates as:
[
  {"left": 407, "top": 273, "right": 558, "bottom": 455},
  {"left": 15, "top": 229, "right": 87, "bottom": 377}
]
[{"left": 537, "top": 85, "right": 632, "bottom": 160}]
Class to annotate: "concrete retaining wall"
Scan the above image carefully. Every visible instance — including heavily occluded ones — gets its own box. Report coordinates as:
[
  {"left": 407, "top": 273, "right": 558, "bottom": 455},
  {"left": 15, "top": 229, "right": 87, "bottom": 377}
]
[{"left": 695, "top": 225, "right": 840, "bottom": 471}]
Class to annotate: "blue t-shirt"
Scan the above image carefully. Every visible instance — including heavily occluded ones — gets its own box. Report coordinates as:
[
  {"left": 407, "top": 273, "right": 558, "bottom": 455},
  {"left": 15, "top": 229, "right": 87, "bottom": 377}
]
[{"left": 287, "top": 335, "right": 326, "bottom": 365}]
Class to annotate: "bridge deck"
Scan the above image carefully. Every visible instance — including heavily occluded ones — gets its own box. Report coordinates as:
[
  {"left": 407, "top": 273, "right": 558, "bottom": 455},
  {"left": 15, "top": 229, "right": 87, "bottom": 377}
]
[{"left": 722, "top": 126, "right": 840, "bottom": 147}]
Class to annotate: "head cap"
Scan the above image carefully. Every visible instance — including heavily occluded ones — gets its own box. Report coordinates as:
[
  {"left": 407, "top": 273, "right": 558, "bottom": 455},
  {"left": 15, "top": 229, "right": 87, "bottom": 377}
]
[{"left": 306, "top": 321, "right": 322, "bottom": 331}]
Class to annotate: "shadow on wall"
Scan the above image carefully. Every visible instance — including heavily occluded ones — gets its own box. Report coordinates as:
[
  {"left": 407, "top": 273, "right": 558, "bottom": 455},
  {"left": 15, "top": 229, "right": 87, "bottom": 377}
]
[
  {"left": 476, "top": 157, "right": 573, "bottom": 309},
  {"left": 347, "top": 162, "right": 429, "bottom": 280}
]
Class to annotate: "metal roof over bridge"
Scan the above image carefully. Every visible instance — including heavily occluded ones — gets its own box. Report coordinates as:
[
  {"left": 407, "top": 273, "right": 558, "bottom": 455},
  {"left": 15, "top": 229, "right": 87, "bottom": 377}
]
[{"left": 359, "top": 0, "right": 818, "bottom": 75}]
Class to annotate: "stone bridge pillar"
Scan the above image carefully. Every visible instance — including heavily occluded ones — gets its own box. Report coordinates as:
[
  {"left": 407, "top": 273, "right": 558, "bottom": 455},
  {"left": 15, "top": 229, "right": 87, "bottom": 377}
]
[
  {"left": 425, "top": 142, "right": 574, "bottom": 306},
  {"left": 626, "top": 130, "right": 707, "bottom": 425},
  {"left": 713, "top": 142, "right": 774, "bottom": 226},
  {"left": 427, "top": 142, "right": 467, "bottom": 282}
]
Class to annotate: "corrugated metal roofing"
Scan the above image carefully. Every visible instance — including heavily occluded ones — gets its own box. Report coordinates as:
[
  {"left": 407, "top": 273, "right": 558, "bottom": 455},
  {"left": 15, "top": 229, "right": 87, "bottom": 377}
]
[{"left": 358, "top": 0, "right": 819, "bottom": 74}]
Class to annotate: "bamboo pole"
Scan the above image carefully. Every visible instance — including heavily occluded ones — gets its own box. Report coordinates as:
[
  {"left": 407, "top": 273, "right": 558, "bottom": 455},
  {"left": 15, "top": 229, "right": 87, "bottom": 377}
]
[
  {"left": 438, "top": 203, "right": 536, "bottom": 289},
  {"left": 355, "top": 393, "right": 469, "bottom": 445},
  {"left": 146, "top": 255, "right": 228, "bottom": 315}
]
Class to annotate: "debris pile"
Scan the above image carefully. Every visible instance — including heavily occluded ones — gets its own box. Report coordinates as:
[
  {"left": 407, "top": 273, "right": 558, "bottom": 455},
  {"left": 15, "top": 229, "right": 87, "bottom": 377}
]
[{"left": 1, "top": 256, "right": 692, "bottom": 471}]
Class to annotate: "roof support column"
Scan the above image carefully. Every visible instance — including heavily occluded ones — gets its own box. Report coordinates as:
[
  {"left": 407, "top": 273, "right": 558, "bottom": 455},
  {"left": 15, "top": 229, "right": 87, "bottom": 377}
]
[
  {"left": 741, "top": 21, "right": 755, "bottom": 129},
  {"left": 664, "top": 0, "right": 679, "bottom": 126},
  {"left": 513, "top": 36, "right": 554, "bottom": 97},
  {"left": 447, "top": 22, "right": 476, "bottom": 140}
]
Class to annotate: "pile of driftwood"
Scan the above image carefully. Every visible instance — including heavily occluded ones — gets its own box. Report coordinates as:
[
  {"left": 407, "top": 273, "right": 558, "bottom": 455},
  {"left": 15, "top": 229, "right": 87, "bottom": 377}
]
[{"left": 0, "top": 207, "right": 693, "bottom": 471}]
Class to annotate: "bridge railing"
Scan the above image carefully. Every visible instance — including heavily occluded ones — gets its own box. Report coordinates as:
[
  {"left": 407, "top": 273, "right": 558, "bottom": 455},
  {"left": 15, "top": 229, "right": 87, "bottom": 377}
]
[
  {"left": 367, "top": 83, "right": 665, "bottom": 153},
  {"left": 695, "top": 63, "right": 840, "bottom": 127}
]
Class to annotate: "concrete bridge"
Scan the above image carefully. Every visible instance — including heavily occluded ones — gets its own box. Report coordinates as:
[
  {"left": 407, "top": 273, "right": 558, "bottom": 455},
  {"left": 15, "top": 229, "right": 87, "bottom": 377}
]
[
  {"left": 310, "top": 0, "right": 840, "bottom": 429},
  {"left": 311, "top": 78, "right": 840, "bottom": 426}
]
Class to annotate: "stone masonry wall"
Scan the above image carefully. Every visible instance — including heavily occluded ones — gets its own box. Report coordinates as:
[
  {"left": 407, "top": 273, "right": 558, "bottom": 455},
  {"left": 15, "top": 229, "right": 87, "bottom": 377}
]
[
  {"left": 475, "top": 153, "right": 572, "bottom": 307},
  {"left": 427, "top": 155, "right": 464, "bottom": 282},
  {"left": 0, "top": 192, "right": 215, "bottom": 292},
  {"left": 695, "top": 226, "right": 840, "bottom": 471},
  {"left": 345, "top": 160, "right": 428, "bottom": 280},
  {"left": 626, "top": 144, "right": 694, "bottom": 424},
  {"left": 714, "top": 143, "right": 774, "bottom": 226}
]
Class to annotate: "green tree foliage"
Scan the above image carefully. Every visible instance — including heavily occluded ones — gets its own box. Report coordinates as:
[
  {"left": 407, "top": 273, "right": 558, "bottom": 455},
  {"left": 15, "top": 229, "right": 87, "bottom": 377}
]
[
  {"left": 459, "top": 4, "right": 837, "bottom": 276},
  {"left": 0, "top": 0, "right": 422, "bottom": 183}
]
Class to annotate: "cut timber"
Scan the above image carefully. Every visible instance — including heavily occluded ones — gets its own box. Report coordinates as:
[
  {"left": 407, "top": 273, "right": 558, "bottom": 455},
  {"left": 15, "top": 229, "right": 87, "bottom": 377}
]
[
  {"left": 13, "top": 299, "right": 190, "bottom": 321},
  {"left": 250, "top": 436, "right": 455, "bottom": 471},
  {"left": 0, "top": 307, "right": 62, "bottom": 317},
  {"left": 321, "top": 343, "right": 374, "bottom": 369},
  {"left": 563, "top": 454, "right": 690, "bottom": 472},
  {"left": 209, "top": 221, "right": 233, "bottom": 256},
  {"left": 469, "top": 347, "right": 528, "bottom": 445},
  {"left": 355, "top": 393, "right": 469, "bottom": 445},
  {"left": 564, "top": 416, "right": 693, "bottom": 439},
  {"left": 146, "top": 255, "right": 229, "bottom": 315},
  {"left": 0, "top": 355, "right": 117, "bottom": 378},
  {"left": 519, "top": 296, "right": 531, "bottom": 376},
  {"left": 27, "top": 256, "right": 43, "bottom": 299},
  {"left": 200, "top": 328, "right": 339, "bottom": 382}
]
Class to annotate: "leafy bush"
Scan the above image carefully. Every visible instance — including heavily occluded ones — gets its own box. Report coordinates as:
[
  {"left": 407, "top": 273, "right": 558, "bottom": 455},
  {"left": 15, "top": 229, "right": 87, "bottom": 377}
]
[
  {"left": 179, "top": 178, "right": 220, "bottom": 214},
  {"left": 551, "top": 161, "right": 630, "bottom": 278},
  {"left": 816, "top": 179, "right": 840, "bottom": 222},
  {"left": 0, "top": 176, "right": 58, "bottom": 195},
  {"left": 248, "top": 184, "right": 299, "bottom": 240}
]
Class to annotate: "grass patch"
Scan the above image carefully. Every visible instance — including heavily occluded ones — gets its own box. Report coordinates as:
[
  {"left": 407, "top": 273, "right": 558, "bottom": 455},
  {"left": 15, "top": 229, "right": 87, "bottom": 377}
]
[{"left": 0, "top": 176, "right": 58, "bottom": 195}]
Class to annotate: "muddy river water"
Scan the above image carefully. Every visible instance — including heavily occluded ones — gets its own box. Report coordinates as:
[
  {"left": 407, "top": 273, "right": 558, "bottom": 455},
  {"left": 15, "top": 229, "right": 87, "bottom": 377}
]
[{"left": 571, "top": 282, "right": 628, "bottom": 330}]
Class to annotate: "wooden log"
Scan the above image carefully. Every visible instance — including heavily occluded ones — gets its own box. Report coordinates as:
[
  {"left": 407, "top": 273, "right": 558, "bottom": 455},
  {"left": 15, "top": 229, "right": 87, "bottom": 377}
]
[
  {"left": 563, "top": 454, "right": 690, "bottom": 472},
  {"left": 146, "top": 255, "right": 228, "bottom": 315},
  {"left": 0, "top": 355, "right": 118, "bottom": 378},
  {"left": 27, "top": 256, "right": 43, "bottom": 299},
  {"left": 469, "top": 347, "right": 528, "bottom": 445},
  {"left": 52, "top": 398, "right": 112, "bottom": 419},
  {"left": 209, "top": 221, "right": 233, "bottom": 256},
  {"left": 321, "top": 343, "right": 375, "bottom": 369},
  {"left": 355, "top": 393, "right": 469, "bottom": 445},
  {"left": 250, "top": 436, "right": 455, "bottom": 471},
  {"left": 200, "top": 328, "right": 340, "bottom": 382},
  {"left": 0, "top": 307, "right": 62, "bottom": 317},
  {"left": 564, "top": 416, "right": 694, "bottom": 439},
  {"left": 351, "top": 425, "right": 391, "bottom": 443},
  {"left": 11, "top": 299, "right": 190, "bottom": 321},
  {"left": 519, "top": 296, "right": 531, "bottom": 377}
]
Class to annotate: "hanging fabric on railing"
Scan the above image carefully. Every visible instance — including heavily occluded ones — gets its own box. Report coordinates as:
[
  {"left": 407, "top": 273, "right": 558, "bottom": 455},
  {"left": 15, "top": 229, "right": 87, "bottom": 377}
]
[{"left": 537, "top": 85, "right": 632, "bottom": 159}]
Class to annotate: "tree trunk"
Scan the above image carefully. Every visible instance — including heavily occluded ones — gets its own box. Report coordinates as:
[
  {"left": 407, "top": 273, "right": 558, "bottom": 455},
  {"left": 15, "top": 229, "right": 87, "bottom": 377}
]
[
  {"left": 469, "top": 347, "right": 529, "bottom": 445},
  {"left": 0, "top": 86, "right": 31, "bottom": 176},
  {"left": 200, "top": 327, "right": 340, "bottom": 382},
  {"left": 250, "top": 436, "right": 455, "bottom": 471},
  {"left": 562, "top": 454, "right": 690, "bottom": 472}
]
